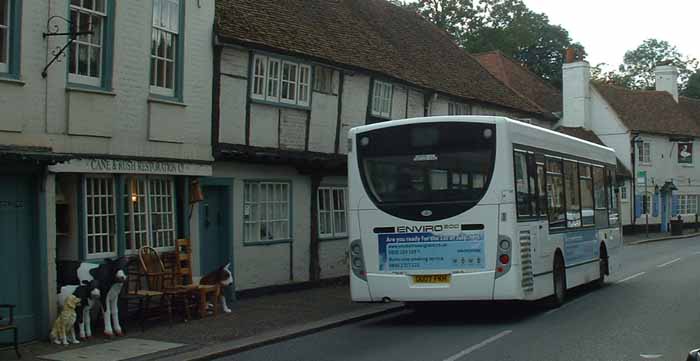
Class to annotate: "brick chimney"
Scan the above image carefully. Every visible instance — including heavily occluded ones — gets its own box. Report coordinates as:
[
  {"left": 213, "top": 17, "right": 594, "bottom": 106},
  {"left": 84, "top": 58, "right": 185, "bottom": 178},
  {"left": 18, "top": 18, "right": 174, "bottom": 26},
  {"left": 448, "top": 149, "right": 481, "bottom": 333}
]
[
  {"left": 655, "top": 63, "right": 679, "bottom": 102},
  {"left": 562, "top": 48, "right": 591, "bottom": 129}
]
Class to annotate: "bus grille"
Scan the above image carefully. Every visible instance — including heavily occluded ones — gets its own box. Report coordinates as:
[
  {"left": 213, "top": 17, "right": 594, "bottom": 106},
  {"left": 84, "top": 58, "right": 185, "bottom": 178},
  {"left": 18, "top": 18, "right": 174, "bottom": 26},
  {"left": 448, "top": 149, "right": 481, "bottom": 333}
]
[{"left": 520, "top": 230, "right": 534, "bottom": 293}]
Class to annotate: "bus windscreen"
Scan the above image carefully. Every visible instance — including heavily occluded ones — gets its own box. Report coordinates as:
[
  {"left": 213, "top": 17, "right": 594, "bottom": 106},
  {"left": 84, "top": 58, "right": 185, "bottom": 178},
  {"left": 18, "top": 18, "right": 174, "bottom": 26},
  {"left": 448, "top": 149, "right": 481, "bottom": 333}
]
[{"left": 357, "top": 122, "right": 496, "bottom": 207}]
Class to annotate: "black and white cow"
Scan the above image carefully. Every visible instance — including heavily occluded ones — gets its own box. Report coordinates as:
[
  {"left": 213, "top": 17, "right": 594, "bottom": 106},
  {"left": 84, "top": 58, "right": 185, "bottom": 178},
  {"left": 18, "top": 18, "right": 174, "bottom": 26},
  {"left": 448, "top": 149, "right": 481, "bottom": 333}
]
[
  {"left": 200, "top": 262, "right": 233, "bottom": 313},
  {"left": 57, "top": 257, "right": 129, "bottom": 337}
]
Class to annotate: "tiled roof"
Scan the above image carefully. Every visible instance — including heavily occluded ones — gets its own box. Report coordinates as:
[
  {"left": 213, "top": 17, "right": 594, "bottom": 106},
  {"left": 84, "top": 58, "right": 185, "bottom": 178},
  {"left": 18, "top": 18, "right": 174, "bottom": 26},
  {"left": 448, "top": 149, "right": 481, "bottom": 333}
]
[
  {"left": 556, "top": 126, "right": 632, "bottom": 178},
  {"left": 592, "top": 82, "right": 700, "bottom": 137},
  {"left": 474, "top": 51, "right": 562, "bottom": 115},
  {"left": 215, "top": 0, "right": 543, "bottom": 116},
  {"left": 556, "top": 126, "right": 604, "bottom": 146},
  {"left": 680, "top": 96, "right": 700, "bottom": 127}
]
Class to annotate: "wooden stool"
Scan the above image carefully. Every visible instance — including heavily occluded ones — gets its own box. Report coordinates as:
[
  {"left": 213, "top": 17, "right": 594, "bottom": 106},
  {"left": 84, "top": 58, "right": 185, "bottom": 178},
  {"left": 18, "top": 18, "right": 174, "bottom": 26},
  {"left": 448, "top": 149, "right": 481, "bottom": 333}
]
[{"left": 194, "top": 284, "right": 220, "bottom": 318}]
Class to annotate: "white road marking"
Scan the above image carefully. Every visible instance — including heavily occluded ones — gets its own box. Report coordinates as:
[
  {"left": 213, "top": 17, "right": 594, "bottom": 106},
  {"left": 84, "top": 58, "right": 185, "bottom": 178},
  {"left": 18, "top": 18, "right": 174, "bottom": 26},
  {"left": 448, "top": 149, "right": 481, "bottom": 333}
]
[
  {"left": 656, "top": 257, "right": 681, "bottom": 268},
  {"left": 616, "top": 272, "right": 646, "bottom": 284},
  {"left": 693, "top": 251, "right": 700, "bottom": 255},
  {"left": 640, "top": 354, "right": 663, "bottom": 359},
  {"left": 441, "top": 330, "right": 513, "bottom": 361},
  {"left": 544, "top": 293, "right": 592, "bottom": 315}
]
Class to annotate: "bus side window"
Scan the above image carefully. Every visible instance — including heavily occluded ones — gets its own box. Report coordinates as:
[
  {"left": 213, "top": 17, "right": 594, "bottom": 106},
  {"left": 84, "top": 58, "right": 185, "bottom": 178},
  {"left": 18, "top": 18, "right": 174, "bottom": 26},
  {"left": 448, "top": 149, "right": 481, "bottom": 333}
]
[
  {"left": 607, "top": 168, "right": 620, "bottom": 225},
  {"left": 514, "top": 151, "right": 532, "bottom": 217},
  {"left": 536, "top": 162, "right": 547, "bottom": 217},
  {"left": 546, "top": 158, "right": 566, "bottom": 229},
  {"left": 563, "top": 160, "right": 581, "bottom": 228},
  {"left": 579, "top": 164, "right": 594, "bottom": 226},
  {"left": 592, "top": 166, "right": 608, "bottom": 227}
]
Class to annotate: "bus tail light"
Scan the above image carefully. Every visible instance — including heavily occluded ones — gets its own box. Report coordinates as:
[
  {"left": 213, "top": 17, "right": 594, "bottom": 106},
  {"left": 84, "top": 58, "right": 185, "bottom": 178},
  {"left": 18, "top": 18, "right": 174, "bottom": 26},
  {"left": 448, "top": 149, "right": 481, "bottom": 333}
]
[
  {"left": 350, "top": 239, "right": 367, "bottom": 281},
  {"left": 495, "top": 235, "right": 512, "bottom": 279}
]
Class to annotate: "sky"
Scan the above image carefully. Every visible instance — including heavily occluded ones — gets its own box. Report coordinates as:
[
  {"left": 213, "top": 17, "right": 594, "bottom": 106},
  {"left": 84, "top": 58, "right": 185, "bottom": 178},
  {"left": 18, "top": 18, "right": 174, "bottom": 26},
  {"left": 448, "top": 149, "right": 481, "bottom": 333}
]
[{"left": 521, "top": 0, "right": 700, "bottom": 69}]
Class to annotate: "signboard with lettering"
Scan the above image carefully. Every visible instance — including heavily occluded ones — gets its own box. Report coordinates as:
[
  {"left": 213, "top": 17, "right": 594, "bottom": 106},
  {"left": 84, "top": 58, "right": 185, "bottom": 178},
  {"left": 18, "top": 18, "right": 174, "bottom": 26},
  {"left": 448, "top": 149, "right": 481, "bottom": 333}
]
[
  {"left": 678, "top": 142, "right": 693, "bottom": 164},
  {"left": 49, "top": 158, "right": 212, "bottom": 176}
]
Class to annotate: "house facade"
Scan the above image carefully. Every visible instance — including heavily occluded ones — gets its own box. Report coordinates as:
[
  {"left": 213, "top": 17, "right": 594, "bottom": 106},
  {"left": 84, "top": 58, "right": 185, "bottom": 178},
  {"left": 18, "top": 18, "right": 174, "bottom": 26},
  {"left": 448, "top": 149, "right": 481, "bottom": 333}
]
[
  {"left": 0, "top": 0, "right": 214, "bottom": 342},
  {"left": 561, "top": 60, "right": 700, "bottom": 232},
  {"left": 210, "top": 0, "right": 556, "bottom": 291}
]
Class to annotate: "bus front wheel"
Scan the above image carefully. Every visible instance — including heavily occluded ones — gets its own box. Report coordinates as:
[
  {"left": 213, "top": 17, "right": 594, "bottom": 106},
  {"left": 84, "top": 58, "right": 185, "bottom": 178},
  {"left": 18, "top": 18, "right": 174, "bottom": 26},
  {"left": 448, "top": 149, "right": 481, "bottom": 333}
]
[
  {"left": 547, "top": 253, "right": 566, "bottom": 308},
  {"left": 595, "top": 245, "right": 609, "bottom": 288}
]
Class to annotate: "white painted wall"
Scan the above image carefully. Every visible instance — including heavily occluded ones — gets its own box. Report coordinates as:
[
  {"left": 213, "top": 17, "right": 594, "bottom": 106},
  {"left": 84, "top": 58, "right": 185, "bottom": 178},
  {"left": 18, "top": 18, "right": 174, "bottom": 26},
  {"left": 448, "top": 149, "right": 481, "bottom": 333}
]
[
  {"left": 339, "top": 73, "right": 370, "bottom": 154},
  {"left": 0, "top": 0, "right": 213, "bottom": 161},
  {"left": 390, "top": 84, "right": 408, "bottom": 119},
  {"left": 308, "top": 90, "right": 339, "bottom": 153},
  {"left": 212, "top": 162, "right": 312, "bottom": 290}
]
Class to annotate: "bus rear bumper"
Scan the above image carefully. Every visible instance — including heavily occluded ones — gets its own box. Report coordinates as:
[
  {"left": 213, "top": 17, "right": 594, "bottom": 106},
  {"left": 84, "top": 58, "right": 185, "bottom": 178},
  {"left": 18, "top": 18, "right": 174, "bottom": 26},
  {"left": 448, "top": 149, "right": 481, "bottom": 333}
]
[{"left": 363, "top": 271, "right": 496, "bottom": 302}]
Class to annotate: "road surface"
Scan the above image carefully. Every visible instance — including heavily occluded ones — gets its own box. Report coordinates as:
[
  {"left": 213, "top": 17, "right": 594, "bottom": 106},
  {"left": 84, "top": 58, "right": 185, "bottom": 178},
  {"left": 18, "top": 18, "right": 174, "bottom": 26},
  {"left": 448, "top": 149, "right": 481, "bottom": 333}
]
[{"left": 220, "top": 236, "right": 700, "bottom": 361}]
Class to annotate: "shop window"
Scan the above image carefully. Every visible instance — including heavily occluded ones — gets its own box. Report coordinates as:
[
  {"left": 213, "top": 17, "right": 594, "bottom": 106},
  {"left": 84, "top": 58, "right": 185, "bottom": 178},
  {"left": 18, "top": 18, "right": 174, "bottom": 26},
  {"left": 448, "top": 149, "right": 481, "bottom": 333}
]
[
  {"left": 84, "top": 175, "right": 116, "bottom": 257},
  {"left": 124, "top": 176, "right": 176, "bottom": 253}
]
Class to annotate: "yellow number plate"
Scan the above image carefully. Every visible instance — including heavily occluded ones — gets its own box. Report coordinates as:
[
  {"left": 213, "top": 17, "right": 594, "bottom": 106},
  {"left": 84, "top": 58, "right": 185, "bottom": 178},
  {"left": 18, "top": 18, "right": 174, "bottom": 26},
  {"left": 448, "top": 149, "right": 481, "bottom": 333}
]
[{"left": 413, "top": 274, "right": 451, "bottom": 284}]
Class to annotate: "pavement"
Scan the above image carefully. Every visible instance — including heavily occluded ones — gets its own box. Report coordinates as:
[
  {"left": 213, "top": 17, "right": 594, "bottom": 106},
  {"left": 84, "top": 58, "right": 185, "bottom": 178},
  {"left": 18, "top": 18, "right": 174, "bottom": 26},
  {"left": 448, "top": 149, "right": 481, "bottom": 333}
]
[
  {"left": 623, "top": 228, "right": 700, "bottom": 244},
  {"left": 212, "top": 235, "right": 700, "bottom": 361},
  {"left": 0, "top": 280, "right": 403, "bottom": 361}
]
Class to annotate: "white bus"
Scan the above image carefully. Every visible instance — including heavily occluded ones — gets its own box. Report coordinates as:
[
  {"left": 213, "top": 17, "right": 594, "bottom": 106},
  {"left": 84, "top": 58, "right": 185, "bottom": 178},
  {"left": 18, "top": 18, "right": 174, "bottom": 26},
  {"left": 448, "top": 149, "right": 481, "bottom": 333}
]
[{"left": 348, "top": 116, "right": 621, "bottom": 306}]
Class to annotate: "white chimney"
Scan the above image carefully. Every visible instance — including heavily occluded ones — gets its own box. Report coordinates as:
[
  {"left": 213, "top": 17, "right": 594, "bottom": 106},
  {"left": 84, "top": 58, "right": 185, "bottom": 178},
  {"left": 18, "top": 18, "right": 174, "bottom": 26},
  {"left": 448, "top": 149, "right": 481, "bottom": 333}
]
[
  {"left": 562, "top": 61, "right": 591, "bottom": 129},
  {"left": 655, "top": 65, "right": 679, "bottom": 102}
]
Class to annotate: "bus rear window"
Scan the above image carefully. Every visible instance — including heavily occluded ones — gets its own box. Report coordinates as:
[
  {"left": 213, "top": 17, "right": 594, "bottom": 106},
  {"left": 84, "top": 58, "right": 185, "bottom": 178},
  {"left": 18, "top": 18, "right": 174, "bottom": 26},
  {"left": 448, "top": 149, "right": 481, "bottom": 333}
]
[{"left": 357, "top": 122, "right": 496, "bottom": 205}]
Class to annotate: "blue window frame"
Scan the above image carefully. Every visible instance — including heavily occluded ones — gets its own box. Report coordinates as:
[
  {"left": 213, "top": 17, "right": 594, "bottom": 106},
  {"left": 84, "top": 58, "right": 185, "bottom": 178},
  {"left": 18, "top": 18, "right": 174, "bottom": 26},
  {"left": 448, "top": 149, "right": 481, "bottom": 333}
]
[
  {"left": 0, "top": 0, "right": 21, "bottom": 79},
  {"left": 150, "top": 0, "right": 184, "bottom": 101},
  {"left": 67, "top": 0, "right": 115, "bottom": 90}
]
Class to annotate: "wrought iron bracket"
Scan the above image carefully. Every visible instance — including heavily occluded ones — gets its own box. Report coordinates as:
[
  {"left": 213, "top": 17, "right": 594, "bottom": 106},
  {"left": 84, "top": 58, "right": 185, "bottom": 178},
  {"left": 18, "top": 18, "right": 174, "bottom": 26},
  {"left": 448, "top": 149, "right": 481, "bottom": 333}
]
[{"left": 41, "top": 15, "right": 93, "bottom": 78}]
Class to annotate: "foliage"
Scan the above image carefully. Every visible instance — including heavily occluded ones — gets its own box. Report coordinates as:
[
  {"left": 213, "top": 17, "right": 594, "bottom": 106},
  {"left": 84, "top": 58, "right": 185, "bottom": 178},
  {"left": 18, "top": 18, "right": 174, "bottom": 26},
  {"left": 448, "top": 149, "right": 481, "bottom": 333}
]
[
  {"left": 389, "top": 0, "right": 586, "bottom": 88},
  {"left": 592, "top": 39, "right": 699, "bottom": 93},
  {"left": 683, "top": 70, "right": 700, "bottom": 99}
]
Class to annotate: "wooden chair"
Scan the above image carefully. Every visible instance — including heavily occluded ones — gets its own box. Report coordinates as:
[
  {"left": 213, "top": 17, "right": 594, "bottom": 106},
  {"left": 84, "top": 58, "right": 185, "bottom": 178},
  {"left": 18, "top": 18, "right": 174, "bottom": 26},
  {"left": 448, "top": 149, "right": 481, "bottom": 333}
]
[
  {"left": 0, "top": 304, "right": 20, "bottom": 358},
  {"left": 176, "top": 239, "right": 220, "bottom": 318},
  {"left": 135, "top": 247, "right": 194, "bottom": 323},
  {"left": 123, "top": 264, "right": 172, "bottom": 331}
]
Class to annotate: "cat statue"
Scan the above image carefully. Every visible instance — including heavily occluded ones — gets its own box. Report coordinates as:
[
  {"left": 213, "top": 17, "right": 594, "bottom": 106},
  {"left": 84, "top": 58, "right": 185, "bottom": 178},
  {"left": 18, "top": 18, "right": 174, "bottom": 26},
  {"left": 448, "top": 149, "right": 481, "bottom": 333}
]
[{"left": 50, "top": 294, "right": 81, "bottom": 345}]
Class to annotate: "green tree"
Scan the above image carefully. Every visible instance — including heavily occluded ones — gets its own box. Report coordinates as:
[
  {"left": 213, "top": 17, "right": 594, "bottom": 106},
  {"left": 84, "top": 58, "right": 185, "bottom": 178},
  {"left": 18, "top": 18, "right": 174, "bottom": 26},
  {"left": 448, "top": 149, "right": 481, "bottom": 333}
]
[
  {"left": 681, "top": 69, "right": 700, "bottom": 99},
  {"left": 615, "top": 39, "right": 698, "bottom": 90},
  {"left": 389, "top": 0, "right": 585, "bottom": 88}
]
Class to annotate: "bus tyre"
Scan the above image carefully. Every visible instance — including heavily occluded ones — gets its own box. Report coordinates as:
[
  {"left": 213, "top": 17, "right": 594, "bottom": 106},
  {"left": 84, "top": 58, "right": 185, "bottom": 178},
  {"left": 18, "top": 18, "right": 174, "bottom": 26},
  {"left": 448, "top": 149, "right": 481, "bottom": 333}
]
[
  {"left": 547, "top": 253, "right": 566, "bottom": 308},
  {"left": 596, "top": 246, "right": 608, "bottom": 288}
]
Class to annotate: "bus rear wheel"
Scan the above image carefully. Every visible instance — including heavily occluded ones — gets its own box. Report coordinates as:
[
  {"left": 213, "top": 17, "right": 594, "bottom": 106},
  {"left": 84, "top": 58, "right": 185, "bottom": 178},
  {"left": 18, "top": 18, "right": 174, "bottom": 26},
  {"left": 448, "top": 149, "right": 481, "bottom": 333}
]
[{"left": 547, "top": 253, "right": 566, "bottom": 308}]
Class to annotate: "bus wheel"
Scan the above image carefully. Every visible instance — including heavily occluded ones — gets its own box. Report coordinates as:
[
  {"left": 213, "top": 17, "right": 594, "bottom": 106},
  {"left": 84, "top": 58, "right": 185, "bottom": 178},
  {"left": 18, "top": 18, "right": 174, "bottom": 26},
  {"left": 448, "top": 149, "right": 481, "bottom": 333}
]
[
  {"left": 548, "top": 253, "right": 566, "bottom": 308},
  {"left": 596, "top": 245, "right": 609, "bottom": 288}
]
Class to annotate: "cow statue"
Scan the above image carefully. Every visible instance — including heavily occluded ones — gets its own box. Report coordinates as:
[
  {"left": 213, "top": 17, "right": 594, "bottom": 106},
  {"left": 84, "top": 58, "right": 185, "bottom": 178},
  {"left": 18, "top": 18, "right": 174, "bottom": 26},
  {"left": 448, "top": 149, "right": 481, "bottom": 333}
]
[
  {"left": 57, "top": 257, "right": 129, "bottom": 337},
  {"left": 57, "top": 279, "right": 100, "bottom": 339},
  {"left": 200, "top": 262, "right": 233, "bottom": 313}
]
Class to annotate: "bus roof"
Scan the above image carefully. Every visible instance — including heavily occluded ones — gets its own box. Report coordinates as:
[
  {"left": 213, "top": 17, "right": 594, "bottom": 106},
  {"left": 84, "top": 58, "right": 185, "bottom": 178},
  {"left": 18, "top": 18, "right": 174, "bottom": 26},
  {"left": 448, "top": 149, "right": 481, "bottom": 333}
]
[{"left": 349, "top": 116, "right": 617, "bottom": 165}]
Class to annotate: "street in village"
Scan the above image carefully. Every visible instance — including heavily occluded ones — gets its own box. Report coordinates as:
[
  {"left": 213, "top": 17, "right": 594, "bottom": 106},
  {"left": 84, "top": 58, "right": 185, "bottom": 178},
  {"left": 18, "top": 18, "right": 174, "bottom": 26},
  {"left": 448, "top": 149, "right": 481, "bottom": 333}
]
[
  {"left": 218, "top": 235, "right": 700, "bottom": 361},
  {"left": 4, "top": 234, "right": 700, "bottom": 361}
]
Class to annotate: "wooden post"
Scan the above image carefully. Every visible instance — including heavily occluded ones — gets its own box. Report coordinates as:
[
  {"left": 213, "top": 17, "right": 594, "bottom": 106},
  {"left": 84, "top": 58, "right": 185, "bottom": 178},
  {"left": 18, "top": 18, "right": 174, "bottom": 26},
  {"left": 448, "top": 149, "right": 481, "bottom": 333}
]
[{"left": 309, "top": 173, "right": 322, "bottom": 282}]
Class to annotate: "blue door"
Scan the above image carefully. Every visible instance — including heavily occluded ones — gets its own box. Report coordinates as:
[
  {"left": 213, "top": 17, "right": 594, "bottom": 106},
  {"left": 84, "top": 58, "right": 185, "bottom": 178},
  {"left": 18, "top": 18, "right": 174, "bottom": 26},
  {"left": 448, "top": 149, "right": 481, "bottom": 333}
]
[
  {"left": 199, "top": 186, "right": 230, "bottom": 276},
  {"left": 0, "top": 176, "right": 38, "bottom": 342}
]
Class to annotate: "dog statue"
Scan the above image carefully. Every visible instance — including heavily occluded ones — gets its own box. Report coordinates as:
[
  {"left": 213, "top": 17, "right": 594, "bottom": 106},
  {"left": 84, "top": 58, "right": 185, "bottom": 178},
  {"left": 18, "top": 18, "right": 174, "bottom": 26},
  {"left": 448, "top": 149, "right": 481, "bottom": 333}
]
[
  {"left": 50, "top": 294, "right": 81, "bottom": 345},
  {"left": 200, "top": 262, "right": 234, "bottom": 313}
]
